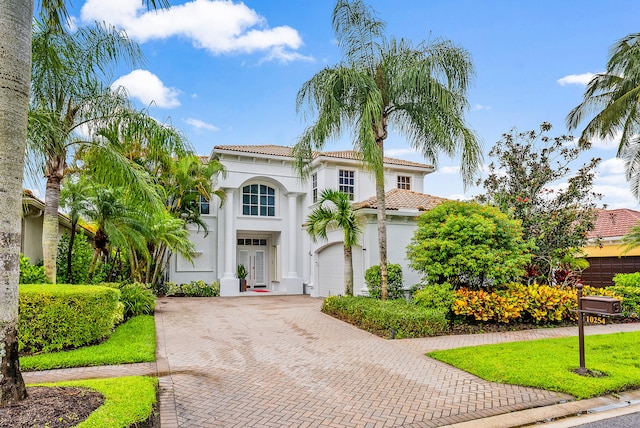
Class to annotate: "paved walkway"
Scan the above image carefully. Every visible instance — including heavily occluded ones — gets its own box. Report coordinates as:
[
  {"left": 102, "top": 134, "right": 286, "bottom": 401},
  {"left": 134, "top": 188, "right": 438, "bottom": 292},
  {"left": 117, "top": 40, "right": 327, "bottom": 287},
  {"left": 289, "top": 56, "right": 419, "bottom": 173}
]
[{"left": 21, "top": 295, "right": 640, "bottom": 427}]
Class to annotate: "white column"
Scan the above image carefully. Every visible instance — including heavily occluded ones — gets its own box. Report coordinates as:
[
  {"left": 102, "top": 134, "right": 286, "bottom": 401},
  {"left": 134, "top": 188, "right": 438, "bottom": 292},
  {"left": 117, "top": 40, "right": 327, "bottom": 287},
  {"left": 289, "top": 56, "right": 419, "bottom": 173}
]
[
  {"left": 287, "top": 193, "right": 297, "bottom": 277},
  {"left": 222, "top": 188, "right": 235, "bottom": 279}
]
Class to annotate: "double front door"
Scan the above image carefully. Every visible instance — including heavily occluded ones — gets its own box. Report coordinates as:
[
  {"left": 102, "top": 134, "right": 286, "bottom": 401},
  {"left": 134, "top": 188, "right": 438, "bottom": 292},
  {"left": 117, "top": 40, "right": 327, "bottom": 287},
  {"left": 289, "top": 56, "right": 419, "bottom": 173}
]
[{"left": 237, "top": 237, "right": 268, "bottom": 288}]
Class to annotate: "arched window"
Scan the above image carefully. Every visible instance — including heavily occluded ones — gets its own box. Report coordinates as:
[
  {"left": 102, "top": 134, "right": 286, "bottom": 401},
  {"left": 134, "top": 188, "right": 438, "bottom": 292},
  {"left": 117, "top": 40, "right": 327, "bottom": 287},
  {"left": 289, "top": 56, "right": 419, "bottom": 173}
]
[{"left": 242, "top": 184, "right": 275, "bottom": 216}]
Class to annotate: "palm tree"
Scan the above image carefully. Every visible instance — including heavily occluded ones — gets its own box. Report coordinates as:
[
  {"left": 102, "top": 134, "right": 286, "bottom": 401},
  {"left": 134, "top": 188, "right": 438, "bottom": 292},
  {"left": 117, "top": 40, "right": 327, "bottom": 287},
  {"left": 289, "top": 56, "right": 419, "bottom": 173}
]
[
  {"left": 59, "top": 177, "right": 91, "bottom": 283},
  {"left": 0, "top": 1, "right": 167, "bottom": 404},
  {"left": 293, "top": 0, "right": 481, "bottom": 299},
  {"left": 566, "top": 33, "right": 640, "bottom": 199},
  {"left": 306, "top": 189, "right": 362, "bottom": 296},
  {"left": 27, "top": 20, "right": 149, "bottom": 283}
]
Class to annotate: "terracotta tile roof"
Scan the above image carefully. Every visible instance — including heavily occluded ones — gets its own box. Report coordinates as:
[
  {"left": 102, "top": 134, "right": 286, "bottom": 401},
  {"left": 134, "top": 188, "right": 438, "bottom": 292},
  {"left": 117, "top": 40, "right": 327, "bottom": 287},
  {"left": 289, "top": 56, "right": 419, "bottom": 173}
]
[
  {"left": 353, "top": 188, "right": 448, "bottom": 211},
  {"left": 213, "top": 145, "right": 432, "bottom": 169},
  {"left": 588, "top": 208, "right": 640, "bottom": 239}
]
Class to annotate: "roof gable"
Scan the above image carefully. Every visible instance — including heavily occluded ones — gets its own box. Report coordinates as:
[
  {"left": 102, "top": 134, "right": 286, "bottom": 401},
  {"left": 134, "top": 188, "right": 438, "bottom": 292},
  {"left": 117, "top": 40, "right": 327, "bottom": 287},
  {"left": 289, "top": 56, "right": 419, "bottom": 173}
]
[
  {"left": 588, "top": 208, "right": 640, "bottom": 239},
  {"left": 353, "top": 188, "right": 448, "bottom": 211}
]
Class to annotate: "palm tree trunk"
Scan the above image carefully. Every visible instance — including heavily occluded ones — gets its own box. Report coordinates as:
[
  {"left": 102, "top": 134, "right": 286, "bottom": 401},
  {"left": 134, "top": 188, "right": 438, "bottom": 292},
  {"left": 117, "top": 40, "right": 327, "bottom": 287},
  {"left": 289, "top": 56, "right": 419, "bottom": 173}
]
[
  {"left": 66, "top": 222, "right": 77, "bottom": 283},
  {"left": 0, "top": 0, "right": 32, "bottom": 405},
  {"left": 43, "top": 174, "right": 62, "bottom": 283},
  {"left": 375, "top": 175, "right": 388, "bottom": 300},
  {"left": 343, "top": 245, "right": 354, "bottom": 296}
]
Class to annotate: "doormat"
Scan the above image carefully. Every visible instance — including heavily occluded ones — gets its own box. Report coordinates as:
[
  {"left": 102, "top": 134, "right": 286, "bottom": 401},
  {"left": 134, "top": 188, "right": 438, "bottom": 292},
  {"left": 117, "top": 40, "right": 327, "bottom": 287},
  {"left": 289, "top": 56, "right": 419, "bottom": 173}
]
[{"left": 252, "top": 289, "right": 270, "bottom": 292}]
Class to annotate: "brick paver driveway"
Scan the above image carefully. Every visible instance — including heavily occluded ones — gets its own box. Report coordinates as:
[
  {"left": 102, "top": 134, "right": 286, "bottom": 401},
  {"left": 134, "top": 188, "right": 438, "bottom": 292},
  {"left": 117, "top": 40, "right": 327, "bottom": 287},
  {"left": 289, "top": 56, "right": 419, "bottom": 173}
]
[{"left": 155, "top": 295, "right": 568, "bottom": 427}]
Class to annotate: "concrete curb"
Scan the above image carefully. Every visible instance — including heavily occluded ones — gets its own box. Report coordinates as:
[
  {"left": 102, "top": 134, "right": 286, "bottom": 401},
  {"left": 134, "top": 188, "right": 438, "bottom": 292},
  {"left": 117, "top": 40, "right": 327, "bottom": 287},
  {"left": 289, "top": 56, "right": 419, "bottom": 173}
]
[{"left": 443, "top": 390, "right": 640, "bottom": 428}]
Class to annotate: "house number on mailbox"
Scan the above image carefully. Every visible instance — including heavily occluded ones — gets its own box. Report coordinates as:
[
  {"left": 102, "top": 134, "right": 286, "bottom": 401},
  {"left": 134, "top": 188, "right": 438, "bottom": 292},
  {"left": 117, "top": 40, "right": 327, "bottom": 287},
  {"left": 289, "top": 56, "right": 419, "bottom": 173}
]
[{"left": 584, "top": 315, "right": 606, "bottom": 325}]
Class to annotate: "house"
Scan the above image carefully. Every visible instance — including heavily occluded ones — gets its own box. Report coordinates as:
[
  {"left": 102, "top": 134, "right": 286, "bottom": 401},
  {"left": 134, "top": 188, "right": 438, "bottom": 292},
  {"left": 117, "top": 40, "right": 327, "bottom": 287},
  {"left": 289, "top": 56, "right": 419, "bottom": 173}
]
[
  {"left": 21, "top": 189, "right": 95, "bottom": 263},
  {"left": 580, "top": 208, "right": 640, "bottom": 287},
  {"left": 168, "top": 145, "right": 446, "bottom": 297}
]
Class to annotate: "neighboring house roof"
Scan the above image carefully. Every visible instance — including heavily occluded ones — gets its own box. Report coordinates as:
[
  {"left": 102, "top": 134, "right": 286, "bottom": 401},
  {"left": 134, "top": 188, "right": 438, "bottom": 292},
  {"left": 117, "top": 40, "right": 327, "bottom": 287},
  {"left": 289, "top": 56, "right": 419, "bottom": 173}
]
[
  {"left": 22, "top": 189, "right": 95, "bottom": 237},
  {"left": 353, "top": 188, "right": 448, "bottom": 211},
  {"left": 213, "top": 144, "right": 433, "bottom": 170},
  {"left": 588, "top": 208, "right": 640, "bottom": 240}
]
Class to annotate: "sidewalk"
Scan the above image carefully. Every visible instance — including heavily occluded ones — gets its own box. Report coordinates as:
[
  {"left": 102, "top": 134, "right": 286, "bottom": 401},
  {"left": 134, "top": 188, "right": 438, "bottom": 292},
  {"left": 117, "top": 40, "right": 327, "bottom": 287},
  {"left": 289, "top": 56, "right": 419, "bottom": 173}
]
[{"left": 21, "top": 297, "right": 640, "bottom": 427}]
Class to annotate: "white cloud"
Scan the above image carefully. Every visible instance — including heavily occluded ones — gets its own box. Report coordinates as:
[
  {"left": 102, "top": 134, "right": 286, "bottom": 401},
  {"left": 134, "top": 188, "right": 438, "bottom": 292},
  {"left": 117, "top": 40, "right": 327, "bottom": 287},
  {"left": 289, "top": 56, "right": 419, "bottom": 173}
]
[
  {"left": 384, "top": 148, "right": 419, "bottom": 158},
  {"left": 111, "top": 69, "right": 181, "bottom": 108},
  {"left": 185, "top": 118, "right": 219, "bottom": 131},
  {"left": 472, "top": 103, "right": 491, "bottom": 111},
  {"left": 557, "top": 72, "right": 596, "bottom": 86},
  {"left": 80, "top": 0, "right": 309, "bottom": 63},
  {"left": 434, "top": 165, "right": 461, "bottom": 175}
]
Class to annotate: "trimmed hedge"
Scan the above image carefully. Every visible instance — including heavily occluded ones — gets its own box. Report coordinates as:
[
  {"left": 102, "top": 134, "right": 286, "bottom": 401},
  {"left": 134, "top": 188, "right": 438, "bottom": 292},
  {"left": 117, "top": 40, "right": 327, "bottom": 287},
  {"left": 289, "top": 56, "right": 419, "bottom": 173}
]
[
  {"left": 164, "top": 280, "right": 220, "bottom": 297},
  {"left": 608, "top": 284, "right": 640, "bottom": 318},
  {"left": 321, "top": 295, "right": 449, "bottom": 338},
  {"left": 19, "top": 284, "right": 123, "bottom": 354}
]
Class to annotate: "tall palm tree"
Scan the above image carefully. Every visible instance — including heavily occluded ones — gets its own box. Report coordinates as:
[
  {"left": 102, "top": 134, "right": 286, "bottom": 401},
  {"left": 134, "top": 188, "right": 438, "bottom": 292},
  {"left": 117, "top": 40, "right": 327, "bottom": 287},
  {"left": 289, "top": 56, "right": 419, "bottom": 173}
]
[
  {"left": 566, "top": 33, "right": 640, "bottom": 199},
  {"left": 306, "top": 189, "right": 362, "bottom": 296},
  {"left": 0, "top": 0, "right": 168, "bottom": 404},
  {"left": 293, "top": 0, "right": 481, "bottom": 299},
  {"left": 28, "top": 20, "right": 149, "bottom": 283}
]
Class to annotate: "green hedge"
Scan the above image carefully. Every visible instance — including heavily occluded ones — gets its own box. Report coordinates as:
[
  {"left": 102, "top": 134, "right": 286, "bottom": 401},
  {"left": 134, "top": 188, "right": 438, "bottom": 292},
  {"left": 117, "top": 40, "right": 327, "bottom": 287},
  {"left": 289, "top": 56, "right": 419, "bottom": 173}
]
[
  {"left": 19, "top": 284, "right": 123, "bottom": 354},
  {"left": 608, "top": 284, "right": 640, "bottom": 318},
  {"left": 99, "top": 282, "right": 156, "bottom": 320},
  {"left": 164, "top": 280, "right": 220, "bottom": 297},
  {"left": 321, "top": 295, "right": 449, "bottom": 338}
]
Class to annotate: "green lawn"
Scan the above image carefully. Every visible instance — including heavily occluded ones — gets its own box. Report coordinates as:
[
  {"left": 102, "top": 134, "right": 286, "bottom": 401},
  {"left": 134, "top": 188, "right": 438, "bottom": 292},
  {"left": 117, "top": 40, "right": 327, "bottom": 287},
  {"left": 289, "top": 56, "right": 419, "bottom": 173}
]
[
  {"left": 21, "top": 315, "right": 156, "bottom": 371},
  {"left": 428, "top": 331, "right": 640, "bottom": 399},
  {"left": 32, "top": 376, "right": 158, "bottom": 428}
]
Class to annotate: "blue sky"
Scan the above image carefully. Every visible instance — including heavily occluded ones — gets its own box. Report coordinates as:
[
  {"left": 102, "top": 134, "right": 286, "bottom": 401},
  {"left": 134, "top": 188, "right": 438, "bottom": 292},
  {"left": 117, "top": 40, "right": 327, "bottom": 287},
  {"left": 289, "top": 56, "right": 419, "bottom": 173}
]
[{"left": 67, "top": 0, "right": 640, "bottom": 209}]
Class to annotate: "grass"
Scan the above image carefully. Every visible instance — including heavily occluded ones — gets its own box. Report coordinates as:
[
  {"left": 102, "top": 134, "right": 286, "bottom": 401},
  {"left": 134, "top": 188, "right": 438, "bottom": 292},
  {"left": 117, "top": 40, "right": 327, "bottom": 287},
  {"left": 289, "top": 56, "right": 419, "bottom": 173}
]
[
  {"left": 21, "top": 315, "right": 156, "bottom": 371},
  {"left": 32, "top": 376, "right": 158, "bottom": 428},
  {"left": 428, "top": 331, "right": 640, "bottom": 399}
]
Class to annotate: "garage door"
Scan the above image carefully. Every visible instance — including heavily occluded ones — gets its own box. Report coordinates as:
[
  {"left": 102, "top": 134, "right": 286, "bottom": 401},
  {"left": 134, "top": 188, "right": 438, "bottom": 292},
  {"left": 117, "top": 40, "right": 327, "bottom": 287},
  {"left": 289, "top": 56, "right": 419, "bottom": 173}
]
[
  {"left": 581, "top": 256, "right": 640, "bottom": 288},
  {"left": 318, "top": 243, "right": 345, "bottom": 297}
]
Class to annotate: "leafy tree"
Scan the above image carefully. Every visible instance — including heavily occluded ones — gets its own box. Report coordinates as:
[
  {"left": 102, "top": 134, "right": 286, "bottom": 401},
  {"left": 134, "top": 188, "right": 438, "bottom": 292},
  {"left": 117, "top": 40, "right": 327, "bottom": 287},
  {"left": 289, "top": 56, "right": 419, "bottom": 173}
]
[
  {"left": 59, "top": 177, "right": 91, "bottom": 283},
  {"left": 293, "top": 0, "right": 481, "bottom": 299},
  {"left": 365, "top": 263, "right": 404, "bottom": 299},
  {"left": 406, "top": 201, "right": 532, "bottom": 289},
  {"left": 566, "top": 33, "right": 640, "bottom": 199},
  {"left": 476, "top": 123, "right": 601, "bottom": 284},
  {"left": 306, "top": 189, "right": 362, "bottom": 296}
]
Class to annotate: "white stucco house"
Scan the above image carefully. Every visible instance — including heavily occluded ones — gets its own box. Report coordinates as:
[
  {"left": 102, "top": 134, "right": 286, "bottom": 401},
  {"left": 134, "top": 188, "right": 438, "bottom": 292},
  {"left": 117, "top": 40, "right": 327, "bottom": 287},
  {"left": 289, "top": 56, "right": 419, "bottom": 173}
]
[{"left": 168, "top": 145, "right": 446, "bottom": 297}]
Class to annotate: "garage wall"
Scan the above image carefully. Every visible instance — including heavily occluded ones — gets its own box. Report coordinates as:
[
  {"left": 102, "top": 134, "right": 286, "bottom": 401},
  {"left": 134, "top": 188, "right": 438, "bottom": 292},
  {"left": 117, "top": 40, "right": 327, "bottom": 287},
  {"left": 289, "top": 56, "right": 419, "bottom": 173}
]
[{"left": 580, "top": 256, "right": 640, "bottom": 288}]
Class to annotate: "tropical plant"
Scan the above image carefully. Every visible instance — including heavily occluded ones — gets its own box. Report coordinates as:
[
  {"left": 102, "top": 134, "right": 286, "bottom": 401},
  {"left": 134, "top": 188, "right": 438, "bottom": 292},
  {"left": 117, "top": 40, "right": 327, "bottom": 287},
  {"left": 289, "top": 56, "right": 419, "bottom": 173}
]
[
  {"left": 0, "top": 0, "right": 168, "bottom": 408},
  {"left": 566, "top": 33, "right": 640, "bottom": 199},
  {"left": 305, "top": 189, "right": 362, "bottom": 295},
  {"left": 365, "top": 264, "right": 404, "bottom": 300},
  {"left": 56, "top": 233, "right": 94, "bottom": 284},
  {"left": 19, "top": 254, "right": 48, "bottom": 284},
  {"left": 293, "top": 0, "right": 480, "bottom": 299},
  {"left": 406, "top": 201, "right": 532, "bottom": 289},
  {"left": 475, "top": 123, "right": 601, "bottom": 284},
  {"left": 27, "top": 19, "right": 150, "bottom": 283},
  {"left": 237, "top": 264, "right": 247, "bottom": 279},
  {"left": 59, "top": 177, "right": 91, "bottom": 283}
]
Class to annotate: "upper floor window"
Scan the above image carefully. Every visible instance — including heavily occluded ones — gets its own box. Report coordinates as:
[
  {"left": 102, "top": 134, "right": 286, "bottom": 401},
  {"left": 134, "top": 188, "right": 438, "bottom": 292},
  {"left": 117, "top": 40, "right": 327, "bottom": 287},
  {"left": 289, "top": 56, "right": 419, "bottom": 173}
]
[
  {"left": 242, "top": 184, "right": 275, "bottom": 216},
  {"left": 339, "top": 170, "right": 355, "bottom": 200},
  {"left": 312, "top": 173, "right": 318, "bottom": 203},
  {"left": 397, "top": 176, "right": 411, "bottom": 190},
  {"left": 199, "top": 195, "right": 210, "bottom": 215}
]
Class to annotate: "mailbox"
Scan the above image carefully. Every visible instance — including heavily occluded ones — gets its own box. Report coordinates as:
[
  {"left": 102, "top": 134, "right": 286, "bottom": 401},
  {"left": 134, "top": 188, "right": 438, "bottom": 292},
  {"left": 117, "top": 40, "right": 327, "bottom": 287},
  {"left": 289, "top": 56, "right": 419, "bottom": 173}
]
[{"left": 580, "top": 296, "right": 621, "bottom": 315}]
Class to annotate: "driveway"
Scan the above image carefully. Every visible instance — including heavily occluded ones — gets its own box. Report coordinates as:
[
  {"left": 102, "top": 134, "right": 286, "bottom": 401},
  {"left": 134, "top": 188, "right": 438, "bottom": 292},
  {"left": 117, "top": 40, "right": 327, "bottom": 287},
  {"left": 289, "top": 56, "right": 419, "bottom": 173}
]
[{"left": 155, "top": 295, "right": 568, "bottom": 427}]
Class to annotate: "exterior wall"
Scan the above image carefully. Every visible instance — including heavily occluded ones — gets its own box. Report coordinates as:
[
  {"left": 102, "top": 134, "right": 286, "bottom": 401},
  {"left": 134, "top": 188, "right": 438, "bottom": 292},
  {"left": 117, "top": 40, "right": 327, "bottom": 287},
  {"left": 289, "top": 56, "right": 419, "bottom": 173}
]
[{"left": 168, "top": 149, "right": 431, "bottom": 297}]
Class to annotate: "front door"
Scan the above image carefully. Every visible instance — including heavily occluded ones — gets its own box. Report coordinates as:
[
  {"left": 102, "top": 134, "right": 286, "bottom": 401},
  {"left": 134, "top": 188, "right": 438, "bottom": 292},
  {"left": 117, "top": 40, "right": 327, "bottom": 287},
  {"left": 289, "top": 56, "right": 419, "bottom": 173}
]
[{"left": 237, "top": 237, "right": 269, "bottom": 288}]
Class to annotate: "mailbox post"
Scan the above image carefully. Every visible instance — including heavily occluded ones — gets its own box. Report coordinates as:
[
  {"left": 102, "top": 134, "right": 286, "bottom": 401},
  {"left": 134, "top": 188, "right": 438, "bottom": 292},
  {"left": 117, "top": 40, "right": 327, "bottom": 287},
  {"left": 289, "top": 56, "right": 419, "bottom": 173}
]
[{"left": 575, "top": 282, "right": 622, "bottom": 375}]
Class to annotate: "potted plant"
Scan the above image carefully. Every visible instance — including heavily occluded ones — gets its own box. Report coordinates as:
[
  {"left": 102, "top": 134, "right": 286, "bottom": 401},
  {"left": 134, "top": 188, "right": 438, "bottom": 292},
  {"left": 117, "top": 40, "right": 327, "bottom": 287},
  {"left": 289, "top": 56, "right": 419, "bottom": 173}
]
[{"left": 237, "top": 264, "right": 247, "bottom": 292}]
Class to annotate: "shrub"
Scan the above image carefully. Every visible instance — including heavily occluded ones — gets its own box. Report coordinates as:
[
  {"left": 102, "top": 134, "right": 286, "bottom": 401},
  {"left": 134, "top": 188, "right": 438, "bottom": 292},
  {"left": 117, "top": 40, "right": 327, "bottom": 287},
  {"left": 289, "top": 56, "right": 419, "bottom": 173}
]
[
  {"left": 452, "top": 283, "right": 620, "bottom": 324},
  {"left": 164, "top": 280, "right": 220, "bottom": 297},
  {"left": 365, "top": 264, "right": 404, "bottom": 299},
  {"left": 607, "top": 285, "right": 640, "bottom": 318},
  {"left": 99, "top": 282, "right": 156, "bottom": 320},
  {"left": 612, "top": 272, "right": 640, "bottom": 288},
  {"left": 56, "top": 233, "right": 93, "bottom": 284},
  {"left": 19, "top": 284, "right": 123, "bottom": 353},
  {"left": 19, "top": 254, "right": 48, "bottom": 284},
  {"left": 321, "top": 295, "right": 449, "bottom": 338},
  {"left": 413, "top": 282, "right": 456, "bottom": 316},
  {"left": 406, "top": 201, "right": 532, "bottom": 289}
]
